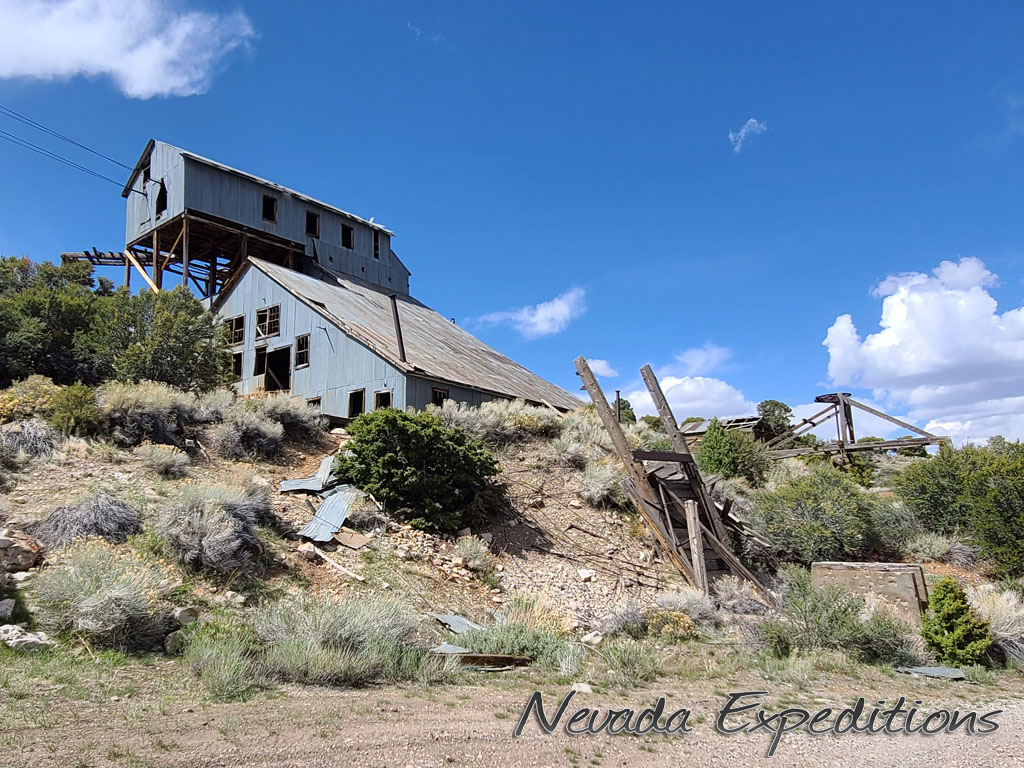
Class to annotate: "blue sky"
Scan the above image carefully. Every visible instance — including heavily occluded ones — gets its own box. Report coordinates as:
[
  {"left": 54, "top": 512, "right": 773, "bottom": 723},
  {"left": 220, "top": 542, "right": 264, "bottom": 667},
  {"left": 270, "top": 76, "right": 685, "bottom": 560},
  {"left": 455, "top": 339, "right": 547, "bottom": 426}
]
[{"left": 1, "top": 1, "right": 1023, "bottom": 441}]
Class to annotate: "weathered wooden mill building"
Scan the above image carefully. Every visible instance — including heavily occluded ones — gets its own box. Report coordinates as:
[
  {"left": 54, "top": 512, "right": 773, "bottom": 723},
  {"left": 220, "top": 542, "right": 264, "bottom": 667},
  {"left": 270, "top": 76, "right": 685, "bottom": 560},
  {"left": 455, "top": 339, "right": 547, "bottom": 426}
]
[{"left": 63, "top": 140, "right": 582, "bottom": 417}]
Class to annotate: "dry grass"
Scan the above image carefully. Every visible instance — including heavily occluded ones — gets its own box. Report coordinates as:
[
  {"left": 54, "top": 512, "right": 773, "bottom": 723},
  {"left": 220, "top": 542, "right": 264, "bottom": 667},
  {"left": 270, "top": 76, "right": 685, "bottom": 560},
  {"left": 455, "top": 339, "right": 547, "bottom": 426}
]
[
  {"left": 26, "top": 492, "right": 141, "bottom": 551},
  {"left": 133, "top": 443, "right": 190, "bottom": 478}
]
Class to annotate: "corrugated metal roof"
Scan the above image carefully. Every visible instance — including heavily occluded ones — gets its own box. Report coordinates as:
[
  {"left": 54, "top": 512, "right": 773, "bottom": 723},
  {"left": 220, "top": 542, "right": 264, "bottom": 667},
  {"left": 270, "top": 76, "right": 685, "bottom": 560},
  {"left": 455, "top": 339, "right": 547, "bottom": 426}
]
[
  {"left": 298, "top": 486, "right": 362, "bottom": 542},
  {"left": 245, "top": 258, "right": 584, "bottom": 411},
  {"left": 679, "top": 416, "right": 763, "bottom": 435}
]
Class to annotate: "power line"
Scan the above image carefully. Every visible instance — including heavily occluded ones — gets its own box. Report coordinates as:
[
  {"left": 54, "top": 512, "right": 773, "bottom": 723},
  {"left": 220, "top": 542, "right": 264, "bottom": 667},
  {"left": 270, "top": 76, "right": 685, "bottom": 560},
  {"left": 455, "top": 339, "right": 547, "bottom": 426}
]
[
  {"left": 0, "top": 103, "right": 131, "bottom": 170},
  {"left": 0, "top": 128, "right": 128, "bottom": 188}
]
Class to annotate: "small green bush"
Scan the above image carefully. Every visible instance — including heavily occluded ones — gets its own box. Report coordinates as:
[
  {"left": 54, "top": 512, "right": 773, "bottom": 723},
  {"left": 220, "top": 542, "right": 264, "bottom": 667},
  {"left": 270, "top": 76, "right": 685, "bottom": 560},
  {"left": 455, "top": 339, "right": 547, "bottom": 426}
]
[
  {"left": 461, "top": 622, "right": 577, "bottom": 669},
  {"left": 455, "top": 536, "right": 495, "bottom": 573},
  {"left": 48, "top": 382, "right": 103, "bottom": 437},
  {"left": 894, "top": 445, "right": 989, "bottom": 533},
  {"left": 133, "top": 443, "right": 190, "bottom": 478},
  {"left": 31, "top": 540, "right": 172, "bottom": 651},
  {"left": 183, "top": 620, "right": 265, "bottom": 701},
  {"left": 579, "top": 460, "right": 627, "bottom": 508},
  {"left": 860, "top": 609, "right": 925, "bottom": 667},
  {"left": 26, "top": 492, "right": 141, "bottom": 550},
  {"left": 752, "top": 465, "right": 876, "bottom": 565},
  {"left": 245, "top": 393, "right": 326, "bottom": 441},
  {"left": 211, "top": 409, "right": 284, "bottom": 459},
  {"left": 431, "top": 398, "right": 562, "bottom": 445},
  {"left": 335, "top": 409, "right": 499, "bottom": 533},
  {"left": 600, "top": 638, "right": 660, "bottom": 685},
  {"left": 763, "top": 565, "right": 866, "bottom": 656},
  {"left": 921, "top": 576, "right": 992, "bottom": 667},
  {"left": 0, "top": 375, "right": 60, "bottom": 422},
  {"left": 966, "top": 456, "right": 1024, "bottom": 577},
  {"left": 156, "top": 482, "right": 268, "bottom": 573},
  {"left": 697, "top": 419, "right": 769, "bottom": 487},
  {"left": 867, "top": 499, "right": 923, "bottom": 558},
  {"left": 250, "top": 595, "right": 447, "bottom": 686}
]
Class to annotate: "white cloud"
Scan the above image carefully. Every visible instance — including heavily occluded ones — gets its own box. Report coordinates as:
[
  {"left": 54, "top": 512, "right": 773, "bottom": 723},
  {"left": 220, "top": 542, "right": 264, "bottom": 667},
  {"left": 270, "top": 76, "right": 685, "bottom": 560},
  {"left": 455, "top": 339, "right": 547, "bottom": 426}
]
[
  {"left": 668, "top": 343, "right": 732, "bottom": 377},
  {"left": 407, "top": 21, "right": 445, "bottom": 43},
  {"left": 0, "top": 0, "right": 256, "bottom": 98},
  {"left": 588, "top": 359, "right": 618, "bottom": 378},
  {"left": 475, "top": 286, "right": 586, "bottom": 339},
  {"left": 824, "top": 256, "right": 1024, "bottom": 442},
  {"left": 627, "top": 375, "right": 756, "bottom": 421},
  {"left": 728, "top": 118, "right": 767, "bottom": 153}
]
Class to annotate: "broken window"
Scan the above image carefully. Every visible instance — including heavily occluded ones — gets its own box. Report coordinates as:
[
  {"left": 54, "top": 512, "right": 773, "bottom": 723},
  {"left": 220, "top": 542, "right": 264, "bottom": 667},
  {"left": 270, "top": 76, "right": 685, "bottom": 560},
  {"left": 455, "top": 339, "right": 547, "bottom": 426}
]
[
  {"left": 156, "top": 183, "right": 168, "bottom": 217},
  {"left": 348, "top": 389, "right": 365, "bottom": 418},
  {"left": 262, "top": 195, "right": 277, "bottom": 223},
  {"left": 374, "top": 390, "right": 392, "bottom": 410},
  {"left": 253, "top": 347, "right": 267, "bottom": 376},
  {"left": 431, "top": 388, "right": 449, "bottom": 407},
  {"left": 294, "top": 334, "right": 309, "bottom": 368},
  {"left": 232, "top": 351, "right": 243, "bottom": 380},
  {"left": 255, "top": 305, "right": 280, "bottom": 339},
  {"left": 342, "top": 224, "right": 354, "bottom": 249},
  {"left": 373, "top": 230, "right": 380, "bottom": 260},
  {"left": 306, "top": 210, "right": 320, "bottom": 238},
  {"left": 226, "top": 315, "right": 245, "bottom": 346}
]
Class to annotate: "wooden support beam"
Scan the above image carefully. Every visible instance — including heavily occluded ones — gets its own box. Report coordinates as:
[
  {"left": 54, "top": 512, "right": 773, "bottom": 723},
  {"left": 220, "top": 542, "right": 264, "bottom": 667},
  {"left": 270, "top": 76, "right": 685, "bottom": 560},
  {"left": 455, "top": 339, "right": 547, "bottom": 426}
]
[
  {"left": 152, "top": 230, "right": 161, "bottom": 289},
  {"left": 769, "top": 435, "right": 949, "bottom": 459},
  {"left": 683, "top": 500, "right": 708, "bottom": 593},
  {"left": 640, "top": 364, "right": 692, "bottom": 454},
  {"left": 764, "top": 404, "right": 835, "bottom": 450},
  {"left": 845, "top": 396, "right": 939, "bottom": 439},
  {"left": 576, "top": 356, "right": 696, "bottom": 586},
  {"left": 162, "top": 226, "right": 184, "bottom": 273},
  {"left": 123, "top": 249, "right": 158, "bottom": 293},
  {"left": 181, "top": 217, "right": 189, "bottom": 288}
]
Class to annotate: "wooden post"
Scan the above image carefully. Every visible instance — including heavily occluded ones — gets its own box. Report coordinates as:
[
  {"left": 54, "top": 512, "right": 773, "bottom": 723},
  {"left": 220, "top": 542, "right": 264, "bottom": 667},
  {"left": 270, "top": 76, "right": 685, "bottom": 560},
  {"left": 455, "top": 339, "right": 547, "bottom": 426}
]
[
  {"left": 575, "top": 356, "right": 697, "bottom": 586},
  {"left": 152, "top": 229, "right": 161, "bottom": 290},
  {"left": 181, "top": 217, "right": 189, "bottom": 288},
  {"left": 684, "top": 500, "right": 708, "bottom": 593},
  {"left": 640, "top": 364, "right": 691, "bottom": 455},
  {"left": 124, "top": 258, "right": 131, "bottom": 290}
]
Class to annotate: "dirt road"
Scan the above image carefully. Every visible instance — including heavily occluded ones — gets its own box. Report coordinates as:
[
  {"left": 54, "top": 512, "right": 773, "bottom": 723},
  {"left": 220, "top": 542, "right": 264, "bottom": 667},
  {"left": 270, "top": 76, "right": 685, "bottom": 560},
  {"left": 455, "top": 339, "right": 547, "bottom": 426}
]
[{"left": 7, "top": 675, "right": 1024, "bottom": 768}]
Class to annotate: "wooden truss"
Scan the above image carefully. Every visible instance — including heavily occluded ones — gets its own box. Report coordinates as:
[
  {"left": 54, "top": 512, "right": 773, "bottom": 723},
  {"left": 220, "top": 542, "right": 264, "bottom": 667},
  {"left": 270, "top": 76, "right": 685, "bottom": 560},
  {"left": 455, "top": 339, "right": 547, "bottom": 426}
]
[
  {"left": 62, "top": 211, "right": 301, "bottom": 299},
  {"left": 765, "top": 392, "right": 951, "bottom": 460},
  {"left": 574, "top": 357, "right": 769, "bottom": 599}
]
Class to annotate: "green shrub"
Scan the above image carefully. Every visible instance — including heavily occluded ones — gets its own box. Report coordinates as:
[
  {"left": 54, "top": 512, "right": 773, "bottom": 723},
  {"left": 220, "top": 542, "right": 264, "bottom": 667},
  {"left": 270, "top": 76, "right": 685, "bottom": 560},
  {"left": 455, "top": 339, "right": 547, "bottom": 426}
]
[
  {"left": 133, "top": 442, "right": 190, "bottom": 478},
  {"left": 752, "top": 466, "right": 876, "bottom": 565},
  {"left": 867, "top": 499, "right": 923, "bottom": 558},
  {"left": 156, "top": 482, "right": 268, "bottom": 573},
  {"left": 894, "top": 445, "right": 989, "bottom": 533},
  {"left": 211, "top": 409, "right": 284, "bottom": 459},
  {"left": 31, "top": 540, "right": 172, "bottom": 651},
  {"left": 245, "top": 393, "right": 326, "bottom": 441},
  {"left": 697, "top": 419, "right": 768, "bottom": 486},
  {"left": 966, "top": 455, "right": 1024, "bottom": 577},
  {"left": 921, "top": 577, "right": 992, "bottom": 667},
  {"left": 860, "top": 609, "right": 925, "bottom": 666},
  {"left": 251, "top": 595, "right": 446, "bottom": 686},
  {"left": 430, "top": 398, "right": 562, "bottom": 445},
  {"left": 455, "top": 536, "right": 495, "bottom": 573},
  {"left": 48, "top": 382, "right": 103, "bottom": 437},
  {"left": 600, "top": 638, "right": 660, "bottom": 685},
  {"left": 0, "top": 418, "right": 61, "bottom": 459},
  {"left": 763, "top": 565, "right": 866, "bottom": 656},
  {"left": 0, "top": 375, "right": 61, "bottom": 422},
  {"left": 97, "top": 380, "right": 199, "bottom": 447},
  {"left": 26, "top": 492, "right": 142, "bottom": 550},
  {"left": 579, "top": 460, "right": 627, "bottom": 508},
  {"left": 461, "top": 622, "right": 577, "bottom": 669},
  {"left": 335, "top": 409, "right": 499, "bottom": 533},
  {"left": 183, "top": 620, "right": 265, "bottom": 701}
]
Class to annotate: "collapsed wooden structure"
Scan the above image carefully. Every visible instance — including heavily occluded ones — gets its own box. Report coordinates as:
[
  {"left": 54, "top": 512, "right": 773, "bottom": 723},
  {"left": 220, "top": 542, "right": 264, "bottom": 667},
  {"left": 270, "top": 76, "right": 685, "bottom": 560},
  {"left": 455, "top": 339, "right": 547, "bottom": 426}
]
[
  {"left": 765, "top": 392, "right": 951, "bottom": 460},
  {"left": 574, "top": 357, "right": 769, "bottom": 599}
]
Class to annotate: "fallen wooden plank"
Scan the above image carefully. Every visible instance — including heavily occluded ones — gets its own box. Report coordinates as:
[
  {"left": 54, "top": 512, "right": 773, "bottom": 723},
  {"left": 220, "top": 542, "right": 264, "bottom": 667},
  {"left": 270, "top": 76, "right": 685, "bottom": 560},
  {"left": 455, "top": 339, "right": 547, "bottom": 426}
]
[{"left": 311, "top": 544, "right": 365, "bottom": 582}]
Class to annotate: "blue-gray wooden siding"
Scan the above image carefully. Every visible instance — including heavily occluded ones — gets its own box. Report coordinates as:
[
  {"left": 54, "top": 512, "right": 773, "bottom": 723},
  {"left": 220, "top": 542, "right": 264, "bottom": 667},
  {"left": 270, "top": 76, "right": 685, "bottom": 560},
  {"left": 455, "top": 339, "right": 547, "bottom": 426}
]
[
  {"left": 216, "top": 267, "right": 503, "bottom": 418},
  {"left": 124, "top": 142, "right": 410, "bottom": 295}
]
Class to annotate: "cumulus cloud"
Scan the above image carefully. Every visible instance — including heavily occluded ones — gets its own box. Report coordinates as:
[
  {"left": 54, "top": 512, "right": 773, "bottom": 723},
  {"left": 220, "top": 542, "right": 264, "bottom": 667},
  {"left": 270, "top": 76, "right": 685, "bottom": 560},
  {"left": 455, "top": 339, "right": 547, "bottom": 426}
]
[
  {"left": 627, "top": 376, "right": 756, "bottom": 421},
  {"left": 0, "top": 0, "right": 256, "bottom": 98},
  {"left": 588, "top": 359, "right": 618, "bottom": 378},
  {"left": 669, "top": 343, "right": 733, "bottom": 377},
  {"left": 824, "top": 256, "right": 1024, "bottom": 441},
  {"left": 475, "top": 286, "right": 586, "bottom": 339},
  {"left": 729, "top": 118, "right": 766, "bottom": 153}
]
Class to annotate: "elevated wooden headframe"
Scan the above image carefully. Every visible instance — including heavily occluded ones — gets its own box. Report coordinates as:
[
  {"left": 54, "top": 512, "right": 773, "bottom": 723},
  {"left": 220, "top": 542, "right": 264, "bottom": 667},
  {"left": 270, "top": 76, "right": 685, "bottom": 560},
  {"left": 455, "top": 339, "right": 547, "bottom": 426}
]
[
  {"left": 765, "top": 392, "right": 951, "bottom": 460},
  {"left": 574, "top": 356, "right": 769, "bottom": 600}
]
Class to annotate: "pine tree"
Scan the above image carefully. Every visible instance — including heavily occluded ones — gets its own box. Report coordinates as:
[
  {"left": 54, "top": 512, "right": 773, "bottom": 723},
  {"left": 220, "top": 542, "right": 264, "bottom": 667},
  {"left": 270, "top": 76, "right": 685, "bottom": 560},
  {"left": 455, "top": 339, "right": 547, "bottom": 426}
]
[{"left": 921, "top": 576, "right": 991, "bottom": 666}]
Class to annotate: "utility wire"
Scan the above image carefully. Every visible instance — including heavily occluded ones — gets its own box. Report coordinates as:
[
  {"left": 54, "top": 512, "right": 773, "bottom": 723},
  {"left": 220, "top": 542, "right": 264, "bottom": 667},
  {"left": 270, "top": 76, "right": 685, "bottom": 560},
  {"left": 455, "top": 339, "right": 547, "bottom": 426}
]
[
  {"left": 0, "top": 103, "right": 131, "bottom": 170},
  {"left": 0, "top": 128, "right": 127, "bottom": 187}
]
